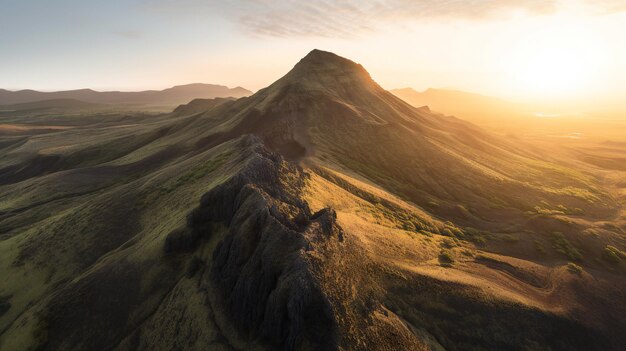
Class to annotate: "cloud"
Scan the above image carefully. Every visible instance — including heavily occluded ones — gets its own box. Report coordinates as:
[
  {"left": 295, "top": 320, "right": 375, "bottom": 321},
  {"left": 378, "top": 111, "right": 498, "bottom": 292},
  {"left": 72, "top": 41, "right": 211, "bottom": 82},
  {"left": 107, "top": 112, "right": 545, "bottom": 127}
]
[
  {"left": 232, "top": 0, "right": 557, "bottom": 38},
  {"left": 144, "top": 0, "right": 625, "bottom": 38},
  {"left": 588, "top": 0, "right": 626, "bottom": 14}
]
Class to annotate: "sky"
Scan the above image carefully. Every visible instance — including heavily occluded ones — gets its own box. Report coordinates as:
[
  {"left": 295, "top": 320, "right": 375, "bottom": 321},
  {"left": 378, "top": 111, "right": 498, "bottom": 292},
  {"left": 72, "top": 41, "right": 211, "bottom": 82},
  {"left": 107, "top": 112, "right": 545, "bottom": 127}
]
[{"left": 1, "top": 0, "right": 625, "bottom": 110}]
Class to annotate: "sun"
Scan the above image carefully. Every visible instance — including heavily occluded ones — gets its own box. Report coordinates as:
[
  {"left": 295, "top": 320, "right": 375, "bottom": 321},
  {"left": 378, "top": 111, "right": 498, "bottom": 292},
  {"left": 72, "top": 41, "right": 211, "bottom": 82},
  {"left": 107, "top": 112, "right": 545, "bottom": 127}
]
[
  {"left": 501, "top": 17, "right": 609, "bottom": 99},
  {"left": 516, "top": 45, "right": 589, "bottom": 95}
]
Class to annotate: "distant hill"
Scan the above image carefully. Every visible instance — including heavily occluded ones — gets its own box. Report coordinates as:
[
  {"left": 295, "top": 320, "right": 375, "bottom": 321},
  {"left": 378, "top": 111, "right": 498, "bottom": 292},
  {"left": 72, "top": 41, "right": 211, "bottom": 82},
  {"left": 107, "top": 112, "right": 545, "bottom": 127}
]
[
  {"left": 391, "top": 87, "right": 532, "bottom": 125},
  {"left": 390, "top": 88, "right": 626, "bottom": 139},
  {"left": 172, "top": 97, "right": 236, "bottom": 116},
  {"left": 0, "top": 83, "right": 252, "bottom": 107},
  {"left": 0, "top": 98, "right": 106, "bottom": 112}
]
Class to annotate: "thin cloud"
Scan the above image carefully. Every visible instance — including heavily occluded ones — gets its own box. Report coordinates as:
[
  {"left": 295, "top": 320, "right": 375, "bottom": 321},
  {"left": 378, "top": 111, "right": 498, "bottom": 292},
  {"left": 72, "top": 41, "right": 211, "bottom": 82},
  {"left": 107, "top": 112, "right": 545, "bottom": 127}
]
[
  {"left": 589, "top": 0, "right": 626, "bottom": 14},
  {"left": 144, "top": 0, "right": 626, "bottom": 38},
  {"left": 235, "top": 0, "right": 557, "bottom": 38}
]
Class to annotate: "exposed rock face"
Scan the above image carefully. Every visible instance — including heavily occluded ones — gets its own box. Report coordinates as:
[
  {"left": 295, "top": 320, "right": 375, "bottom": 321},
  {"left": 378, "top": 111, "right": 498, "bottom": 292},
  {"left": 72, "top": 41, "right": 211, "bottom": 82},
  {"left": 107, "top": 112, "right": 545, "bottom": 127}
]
[{"left": 166, "top": 136, "right": 341, "bottom": 350}]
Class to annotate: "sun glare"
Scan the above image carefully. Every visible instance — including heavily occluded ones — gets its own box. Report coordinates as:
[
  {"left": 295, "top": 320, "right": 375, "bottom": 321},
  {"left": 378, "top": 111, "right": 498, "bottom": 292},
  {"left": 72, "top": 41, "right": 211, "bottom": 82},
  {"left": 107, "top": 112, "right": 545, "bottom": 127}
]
[
  {"left": 517, "top": 46, "right": 589, "bottom": 94},
  {"left": 502, "top": 17, "right": 609, "bottom": 100}
]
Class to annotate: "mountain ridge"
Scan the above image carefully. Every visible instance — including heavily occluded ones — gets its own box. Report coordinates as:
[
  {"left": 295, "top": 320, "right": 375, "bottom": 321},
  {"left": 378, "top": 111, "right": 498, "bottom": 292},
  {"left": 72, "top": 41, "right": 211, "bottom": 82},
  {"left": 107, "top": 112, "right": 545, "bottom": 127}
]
[{"left": 0, "top": 83, "right": 252, "bottom": 106}]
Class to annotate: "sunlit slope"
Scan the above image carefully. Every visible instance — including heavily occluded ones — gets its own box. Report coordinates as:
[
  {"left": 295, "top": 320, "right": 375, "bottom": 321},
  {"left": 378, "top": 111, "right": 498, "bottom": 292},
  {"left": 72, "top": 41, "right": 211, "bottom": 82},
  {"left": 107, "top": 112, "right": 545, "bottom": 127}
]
[{"left": 302, "top": 167, "right": 624, "bottom": 350}]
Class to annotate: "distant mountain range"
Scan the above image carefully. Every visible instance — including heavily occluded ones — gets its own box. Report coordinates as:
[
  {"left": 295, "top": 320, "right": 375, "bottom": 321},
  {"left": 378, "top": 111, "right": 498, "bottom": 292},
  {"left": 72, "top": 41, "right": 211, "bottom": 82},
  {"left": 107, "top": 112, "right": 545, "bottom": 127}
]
[
  {"left": 0, "top": 83, "right": 252, "bottom": 107},
  {"left": 391, "top": 87, "right": 533, "bottom": 125},
  {"left": 0, "top": 98, "right": 106, "bottom": 112},
  {"left": 389, "top": 88, "right": 626, "bottom": 139}
]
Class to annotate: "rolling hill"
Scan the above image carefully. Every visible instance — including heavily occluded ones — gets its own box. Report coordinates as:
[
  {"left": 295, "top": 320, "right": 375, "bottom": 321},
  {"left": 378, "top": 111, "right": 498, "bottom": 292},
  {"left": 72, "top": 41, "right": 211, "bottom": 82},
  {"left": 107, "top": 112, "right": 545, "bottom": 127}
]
[
  {"left": 0, "top": 99, "right": 107, "bottom": 112},
  {"left": 0, "top": 83, "right": 252, "bottom": 107},
  {"left": 0, "top": 50, "right": 625, "bottom": 350}
]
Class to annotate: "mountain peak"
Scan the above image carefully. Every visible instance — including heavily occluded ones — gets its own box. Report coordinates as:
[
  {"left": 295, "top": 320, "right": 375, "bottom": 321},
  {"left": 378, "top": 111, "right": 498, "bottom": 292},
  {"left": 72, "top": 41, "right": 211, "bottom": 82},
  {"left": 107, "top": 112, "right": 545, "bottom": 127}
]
[
  {"left": 292, "top": 49, "right": 368, "bottom": 76},
  {"left": 301, "top": 49, "right": 344, "bottom": 61},
  {"left": 273, "top": 49, "right": 379, "bottom": 95}
]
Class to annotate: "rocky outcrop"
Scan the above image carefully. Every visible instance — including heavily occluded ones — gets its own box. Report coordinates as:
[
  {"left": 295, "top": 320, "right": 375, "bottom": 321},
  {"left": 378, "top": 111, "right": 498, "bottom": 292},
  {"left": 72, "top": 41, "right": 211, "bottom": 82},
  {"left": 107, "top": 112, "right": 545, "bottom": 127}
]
[{"left": 165, "top": 136, "right": 342, "bottom": 350}]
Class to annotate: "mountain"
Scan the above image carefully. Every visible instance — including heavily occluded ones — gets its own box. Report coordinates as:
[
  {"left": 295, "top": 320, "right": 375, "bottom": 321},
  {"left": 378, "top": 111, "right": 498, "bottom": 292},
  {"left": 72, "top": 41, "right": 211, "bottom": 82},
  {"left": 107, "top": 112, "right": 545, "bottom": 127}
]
[
  {"left": 0, "top": 83, "right": 252, "bottom": 107},
  {"left": 1, "top": 50, "right": 625, "bottom": 350}
]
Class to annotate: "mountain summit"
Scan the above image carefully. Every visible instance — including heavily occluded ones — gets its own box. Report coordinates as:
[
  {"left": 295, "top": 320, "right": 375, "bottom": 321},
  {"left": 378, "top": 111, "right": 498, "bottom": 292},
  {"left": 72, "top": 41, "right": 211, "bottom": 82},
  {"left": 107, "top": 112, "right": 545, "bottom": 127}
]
[{"left": 278, "top": 49, "right": 377, "bottom": 93}]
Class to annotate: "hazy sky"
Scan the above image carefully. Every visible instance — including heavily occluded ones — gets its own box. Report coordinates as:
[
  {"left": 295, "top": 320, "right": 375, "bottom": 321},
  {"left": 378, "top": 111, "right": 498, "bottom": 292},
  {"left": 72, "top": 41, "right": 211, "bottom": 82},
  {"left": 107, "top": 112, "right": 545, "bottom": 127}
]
[{"left": 1, "top": 0, "right": 625, "bottom": 108}]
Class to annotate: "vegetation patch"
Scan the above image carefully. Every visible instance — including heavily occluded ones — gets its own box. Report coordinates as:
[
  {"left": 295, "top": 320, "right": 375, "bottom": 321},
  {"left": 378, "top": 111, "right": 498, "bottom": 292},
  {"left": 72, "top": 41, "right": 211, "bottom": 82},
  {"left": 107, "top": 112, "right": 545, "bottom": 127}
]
[
  {"left": 603, "top": 245, "right": 626, "bottom": 265},
  {"left": 548, "top": 186, "right": 602, "bottom": 203},
  {"left": 533, "top": 240, "right": 546, "bottom": 254},
  {"left": 440, "top": 237, "right": 457, "bottom": 249},
  {"left": 567, "top": 262, "right": 583, "bottom": 276},
  {"left": 531, "top": 201, "right": 584, "bottom": 216},
  {"left": 166, "top": 150, "right": 233, "bottom": 192},
  {"left": 439, "top": 249, "right": 455, "bottom": 267},
  {"left": 551, "top": 232, "right": 582, "bottom": 261},
  {"left": 461, "top": 249, "right": 475, "bottom": 257},
  {"left": 314, "top": 166, "right": 442, "bottom": 235},
  {"left": 602, "top": 222, "right": 624, "bottom": 234},
  {"left": 463, "top": 227, "right": 489, "bottom": 245},
  {"left": 441, "top": 222, "right": 464, "bottom": 238}
]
